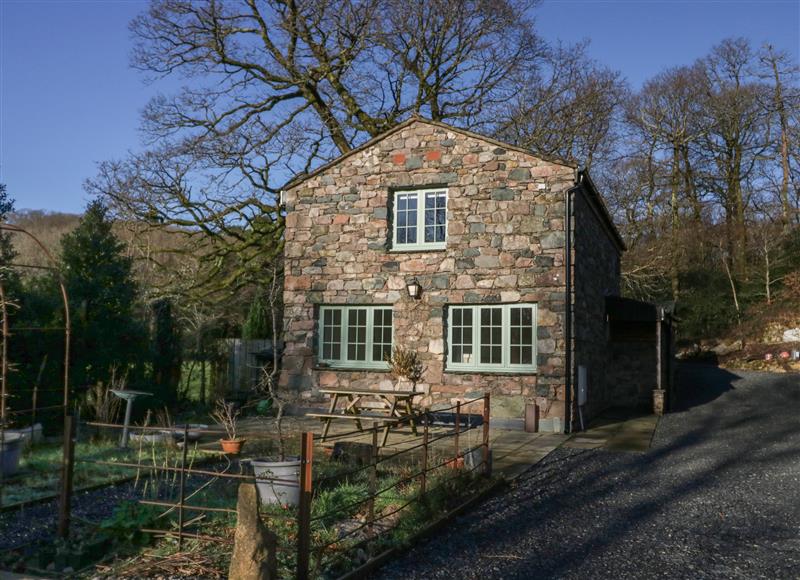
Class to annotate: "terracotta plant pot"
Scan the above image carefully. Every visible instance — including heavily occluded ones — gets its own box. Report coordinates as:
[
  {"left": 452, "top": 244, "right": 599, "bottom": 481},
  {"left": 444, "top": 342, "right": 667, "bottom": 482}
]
[
  {"left": 220, "top": 438, "right": 246, "bottom": 455},
  {"left": 446, "top": 456, "right": 465, "bottom": 469}
]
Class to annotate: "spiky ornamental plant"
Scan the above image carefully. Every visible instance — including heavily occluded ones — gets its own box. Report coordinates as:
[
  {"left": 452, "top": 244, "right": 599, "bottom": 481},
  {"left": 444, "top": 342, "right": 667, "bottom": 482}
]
[{"left": 386, "top": 346, "right": 424, "bottom": 389}]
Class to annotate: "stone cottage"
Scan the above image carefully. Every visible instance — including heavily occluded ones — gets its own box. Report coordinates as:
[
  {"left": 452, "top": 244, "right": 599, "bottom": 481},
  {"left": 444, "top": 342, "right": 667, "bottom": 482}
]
[{"left": 279, "top": 117, "right": 641, "bottom": 433}]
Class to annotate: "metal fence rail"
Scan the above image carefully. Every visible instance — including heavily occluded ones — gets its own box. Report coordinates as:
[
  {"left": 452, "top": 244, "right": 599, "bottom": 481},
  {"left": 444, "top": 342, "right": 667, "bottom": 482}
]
[
  {"left": 0, "top": 224, "right": 72, "bottom": 528},
  {"left": 295, "top": 394, "right": 492, "bottom": 580},
  {"left": 33, "top": 393, "right": 493, "bottom": 579}
]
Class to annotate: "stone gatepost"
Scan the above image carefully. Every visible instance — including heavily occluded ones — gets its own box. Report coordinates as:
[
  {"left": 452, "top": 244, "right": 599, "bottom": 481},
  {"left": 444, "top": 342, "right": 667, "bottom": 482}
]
[{"left": 229, "top": 483, "right": 278, "bottom": 580}]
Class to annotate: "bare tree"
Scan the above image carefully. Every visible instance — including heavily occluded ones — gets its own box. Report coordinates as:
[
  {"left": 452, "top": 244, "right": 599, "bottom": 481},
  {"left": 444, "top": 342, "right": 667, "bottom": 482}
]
[
  {"left": 253, "top": 261, "right": 289, "bottom": 459},
  {"left": 758, "top": 44, "right": 800, "bottom": 228},
  {"left": 496, "top": 41, "right": 626, "bottom": 170},
  {"left": 87, "top": 0, "right": 544, "bottom": 297},
  {"left": 625, "top": 64, "right": 709, "bottom": 300},
  {"left": 699, "top": 38, "right": 772, "bottom": 281}
]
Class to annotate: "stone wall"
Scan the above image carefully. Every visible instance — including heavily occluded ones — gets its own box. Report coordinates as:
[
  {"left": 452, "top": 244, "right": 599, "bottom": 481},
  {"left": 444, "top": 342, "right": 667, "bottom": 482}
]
[
  {"left": 281, "top": 120, "right": 577, "bottom": 426},
  {"left": 572, "top": 189, "right": 622, "bottom": 420}
]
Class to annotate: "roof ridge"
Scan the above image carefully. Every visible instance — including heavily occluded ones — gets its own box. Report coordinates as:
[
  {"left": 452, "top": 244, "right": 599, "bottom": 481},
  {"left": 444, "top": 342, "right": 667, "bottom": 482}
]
[{"left": 281, "top": 116, "right": 577, "bottom": 191}]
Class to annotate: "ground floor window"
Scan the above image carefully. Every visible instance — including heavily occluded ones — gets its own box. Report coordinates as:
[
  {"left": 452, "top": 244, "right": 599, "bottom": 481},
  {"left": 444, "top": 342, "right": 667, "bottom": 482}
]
[
  {"left": 447, "top": 303, "right": 537, "bottom": 373},
  {"left": 318, "top": 305, "right": 393, "bottom": 369}
]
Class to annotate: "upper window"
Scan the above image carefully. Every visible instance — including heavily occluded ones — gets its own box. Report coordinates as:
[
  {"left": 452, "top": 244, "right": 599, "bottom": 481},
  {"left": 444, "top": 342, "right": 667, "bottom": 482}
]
[
  {"left": 392, "top": 189, "right": 447, "bottom": 251},
  {"left": 447, "top": 304, "right": 537, "bottom": 373},
  {"left": 318, "top": 305, "right": 393, "bottom": 370}
]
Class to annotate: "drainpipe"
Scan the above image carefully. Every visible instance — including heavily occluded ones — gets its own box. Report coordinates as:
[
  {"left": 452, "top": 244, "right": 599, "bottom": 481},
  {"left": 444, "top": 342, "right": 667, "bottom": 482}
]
[{"left": 564, "top": 170, "right": 582, "bottom": 434}]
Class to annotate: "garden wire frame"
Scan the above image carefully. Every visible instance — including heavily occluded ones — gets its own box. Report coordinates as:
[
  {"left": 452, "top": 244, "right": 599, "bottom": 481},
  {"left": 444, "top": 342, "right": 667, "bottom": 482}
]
[
  {"left": 0, "top": 224, "right": 72, "bottom": 538},
  {"left": 305, "top": 394, "right": 491, "bottom": 580},
  {"left": 58, "top": 394, "right": 492, "bottom": 579}
]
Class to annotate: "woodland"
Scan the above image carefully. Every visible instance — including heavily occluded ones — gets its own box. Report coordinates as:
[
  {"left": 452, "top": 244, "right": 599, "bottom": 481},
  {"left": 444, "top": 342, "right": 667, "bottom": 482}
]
[{"left": 6, "top": 0, "right": 800, "bottom": 402}]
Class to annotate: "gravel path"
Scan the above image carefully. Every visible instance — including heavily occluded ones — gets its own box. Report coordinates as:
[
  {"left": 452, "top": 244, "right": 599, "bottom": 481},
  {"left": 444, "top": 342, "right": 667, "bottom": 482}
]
[{"left": 378, "top": 364, "right": 800, "bottom": 579}]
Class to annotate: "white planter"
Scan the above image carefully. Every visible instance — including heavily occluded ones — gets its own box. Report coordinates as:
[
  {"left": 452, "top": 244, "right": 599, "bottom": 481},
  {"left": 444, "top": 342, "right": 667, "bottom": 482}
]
[
  {"left": 0, "top": 432, "right": 23, "bottom": 477},
  {"left": 163, "top": 424, "right": 209, "bottom": 442},
  {"left": 131, "top": 432, "right": 169, "bottom": 444},
  {"left": 5, "top": 423, "right": 43, "bottom": 449},
  {"left": 251, "top": 458, "right": 301, "bottom": 506}
]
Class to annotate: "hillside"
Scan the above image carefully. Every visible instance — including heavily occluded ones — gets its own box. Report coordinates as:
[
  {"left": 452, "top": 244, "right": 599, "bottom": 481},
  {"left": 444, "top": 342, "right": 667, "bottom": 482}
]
[
  {"left": 680, "top": 275, "right": 800, "bottom": 372},
  {"left": 7, "top": 209, "right": 196, "bottom": 294},
  {"left": 8, "top": 210, "right": 80, "bottom": 268}
]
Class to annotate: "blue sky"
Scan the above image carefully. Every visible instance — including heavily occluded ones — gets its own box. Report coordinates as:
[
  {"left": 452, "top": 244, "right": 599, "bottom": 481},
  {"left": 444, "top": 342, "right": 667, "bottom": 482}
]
[{"left": 1, "top": 0, "right": 798, "bottom": 213}]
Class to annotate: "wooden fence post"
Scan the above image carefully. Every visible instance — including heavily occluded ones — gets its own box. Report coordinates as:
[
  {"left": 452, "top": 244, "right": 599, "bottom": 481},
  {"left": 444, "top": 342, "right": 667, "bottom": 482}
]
[
  {"left": 482, "top": 394, "right": 491, "bottom": 477},
  {"left": 297, "top": 432, "right": 314, "bottom": 580},
  {"left": 176, "top": 425, "right": 189, "bottom": 551},
  {"left": 421, "top": 413, "right": 429, "bottom": 495},
  {"left": 58, "top": 414, "right": 75, "bottom": 538}
]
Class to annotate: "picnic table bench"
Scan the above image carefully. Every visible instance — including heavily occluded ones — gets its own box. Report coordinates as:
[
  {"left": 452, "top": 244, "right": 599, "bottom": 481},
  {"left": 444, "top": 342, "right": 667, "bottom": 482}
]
[{"left": 307, "top": 387, "right": 424, "bottom": 446}]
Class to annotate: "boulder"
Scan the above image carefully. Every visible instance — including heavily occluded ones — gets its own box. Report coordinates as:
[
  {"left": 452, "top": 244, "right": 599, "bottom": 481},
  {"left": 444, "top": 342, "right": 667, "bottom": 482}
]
[
  {"left": 782, "top": 328, "right": 800, "bottom": 343},
  {"left": 229, "top": 483, "right": 278, "bottom": 580},
  {"left": 710, "top": 340, "right": 742, "bottom": 356},
  {"left": 676, "top": 344, "right": 700, "bottom": 360}
]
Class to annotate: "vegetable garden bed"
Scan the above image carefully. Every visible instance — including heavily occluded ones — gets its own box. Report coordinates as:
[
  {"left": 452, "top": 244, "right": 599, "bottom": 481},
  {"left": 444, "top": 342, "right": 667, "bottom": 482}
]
[{"left": 1, "top": 438, "right": 207, "bottom": 508}]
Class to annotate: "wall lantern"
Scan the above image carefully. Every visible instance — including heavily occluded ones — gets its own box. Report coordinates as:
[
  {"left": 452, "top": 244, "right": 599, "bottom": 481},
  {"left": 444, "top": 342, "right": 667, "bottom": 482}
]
[{"left": 406, "top": 277, "right": 422, "bottom": 299}]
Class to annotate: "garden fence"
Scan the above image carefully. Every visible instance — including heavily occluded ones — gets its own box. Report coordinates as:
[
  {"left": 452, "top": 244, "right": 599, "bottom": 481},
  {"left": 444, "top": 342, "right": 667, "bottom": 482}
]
[
  {"left": 38, "top": 394, "right": 492, "bottom": 578},
  {"left": 300, "top": 394, "right": 491, "bottom": 580},
  {"left": 0, "top": 223, "right": 71, "bottom": 525}
]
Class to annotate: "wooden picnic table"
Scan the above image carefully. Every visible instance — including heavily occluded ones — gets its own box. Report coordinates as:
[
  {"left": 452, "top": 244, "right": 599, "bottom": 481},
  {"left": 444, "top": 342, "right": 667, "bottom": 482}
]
[{"left": 308, "top": 387, "right": 424, "bottom": 446}]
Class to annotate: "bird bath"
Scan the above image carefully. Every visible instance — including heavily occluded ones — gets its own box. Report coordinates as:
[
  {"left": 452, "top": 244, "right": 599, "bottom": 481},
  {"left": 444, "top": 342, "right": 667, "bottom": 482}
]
[{"left": 110, "top": 390, "right": 152, "bottom": 448}]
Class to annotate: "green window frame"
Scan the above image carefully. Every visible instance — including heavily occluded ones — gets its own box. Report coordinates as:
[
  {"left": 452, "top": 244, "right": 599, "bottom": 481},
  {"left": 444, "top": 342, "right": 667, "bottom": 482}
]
[
  {"left": 318, "top": 305, "right": 393, "bottom": 370},
  {"left": 392, "top": 188, "right": 447, "bottom": 251},
  {"left": 446, "top": 303, "right": 537, "bottom": 373}
]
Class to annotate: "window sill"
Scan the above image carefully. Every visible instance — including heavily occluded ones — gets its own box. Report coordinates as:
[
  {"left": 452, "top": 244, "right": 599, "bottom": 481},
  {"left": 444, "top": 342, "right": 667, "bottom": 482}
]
[
  {"left": 314, "top": 364, "right": 391, "bottom": 373},
  {"left": 444, "top": 367, "right": 538, "bottom": 376},
  {"left": 389, "top": 243, "right": 446, "bottom": 253}
]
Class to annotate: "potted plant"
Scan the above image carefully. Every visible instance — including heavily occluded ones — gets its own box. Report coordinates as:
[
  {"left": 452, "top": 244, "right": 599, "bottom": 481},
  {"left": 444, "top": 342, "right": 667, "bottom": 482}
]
[
  {"left": 250, "top": 367, "right": 302, "bottom": 506},
  {"left": 386, "top": 346, "right": 424, "bottom": 392},
  {"left": 251, "top": 264, "right": 300, "bottom": 505},
  {"left": 211, "top": 400, "right": 245, "bottom": 455}
]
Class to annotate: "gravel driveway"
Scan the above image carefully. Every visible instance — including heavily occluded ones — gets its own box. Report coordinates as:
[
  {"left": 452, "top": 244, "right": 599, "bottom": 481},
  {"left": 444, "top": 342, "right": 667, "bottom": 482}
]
[{"left": 378, "top": 364, "right": 800, "bottom": 579}]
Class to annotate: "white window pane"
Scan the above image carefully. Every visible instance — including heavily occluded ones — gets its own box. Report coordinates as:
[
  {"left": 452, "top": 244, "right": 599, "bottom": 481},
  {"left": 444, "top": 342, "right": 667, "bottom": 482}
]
[
  {"left": 448, "top": 303, "right": 536, "bottom": 371},
  {"left": 396, "top": 194, "right": 418, "bottom": 245},
  {"left": 479, "top": 307, "right": 503, "bottom": 365},
  {"left": 321, "top": 309, "right": 342, "bottom": 360},
  {"left": 424, "top": 191, "right": 447, "bottom": 243},
  {"left": 371, "top": 309, "right": 393, "bottom": 362},
  {"left": 347, "top": 309, "right": 367, "bottom": 361},
  {"left": 395, "top": 190, "right": 445, "bottom": 247},
  {"left": 320, "top": 307, "right": 394, "bottom": 367},
  {"left": 509, "top": 306, "right": 535, "bottom": 367},
  {"left": 450, "top": 307, "right": 473, "bottom": 363}
]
